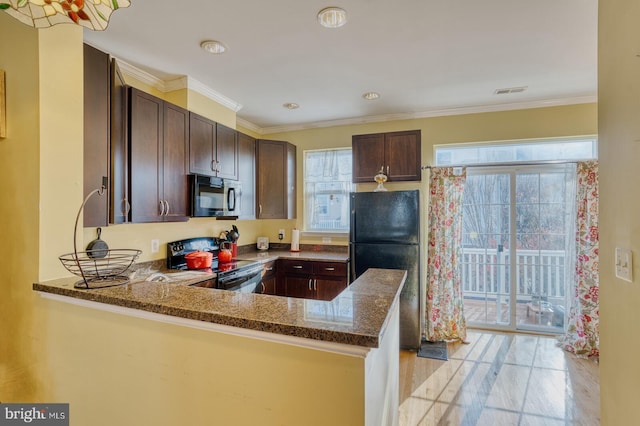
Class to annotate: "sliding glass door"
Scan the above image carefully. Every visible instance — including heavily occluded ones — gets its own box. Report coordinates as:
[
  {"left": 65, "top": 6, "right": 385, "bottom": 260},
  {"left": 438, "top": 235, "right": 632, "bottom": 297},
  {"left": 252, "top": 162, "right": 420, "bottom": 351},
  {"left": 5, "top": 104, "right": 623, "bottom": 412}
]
[{"left": 461, "top": 165, "right": 575, "bottom": 333}]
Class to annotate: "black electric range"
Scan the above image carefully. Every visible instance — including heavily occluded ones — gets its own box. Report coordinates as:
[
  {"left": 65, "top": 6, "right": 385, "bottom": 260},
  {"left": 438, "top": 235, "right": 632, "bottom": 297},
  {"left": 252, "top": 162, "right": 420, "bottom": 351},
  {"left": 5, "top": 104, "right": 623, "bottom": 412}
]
[{"left": 166, "top": 237, "right": 263, "bottom": 292}]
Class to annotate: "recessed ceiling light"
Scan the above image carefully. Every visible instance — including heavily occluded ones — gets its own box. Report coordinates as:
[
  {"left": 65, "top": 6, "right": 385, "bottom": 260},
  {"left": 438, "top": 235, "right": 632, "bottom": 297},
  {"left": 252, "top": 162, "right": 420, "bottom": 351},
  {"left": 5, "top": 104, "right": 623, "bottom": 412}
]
[
  {"left": 317, "top": 7, "right": 348, "bottom": 28},
  {"left": 283, "top": 102, "right": 299, "bottom": 110},
  {"left": 200, "top": 40, "right": 227, "bottom": 54},
  {"left": 362, "top": 92, "right": 380, "bottom": 100}
]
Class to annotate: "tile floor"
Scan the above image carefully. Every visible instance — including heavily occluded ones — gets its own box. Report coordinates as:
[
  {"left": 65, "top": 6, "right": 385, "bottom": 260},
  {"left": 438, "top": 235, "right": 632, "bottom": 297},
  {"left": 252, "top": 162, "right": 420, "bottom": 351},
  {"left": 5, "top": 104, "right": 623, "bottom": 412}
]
[{"left": 399, "top": 330, "right": 600, "bottom": 425}]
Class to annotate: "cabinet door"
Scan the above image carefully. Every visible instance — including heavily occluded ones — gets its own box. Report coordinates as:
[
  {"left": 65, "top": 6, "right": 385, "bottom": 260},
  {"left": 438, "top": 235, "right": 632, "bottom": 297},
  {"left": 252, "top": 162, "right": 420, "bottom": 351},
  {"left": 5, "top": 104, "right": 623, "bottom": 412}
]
[
  {"left": 352, "top": 133, "right": 385, "bottom": 183},
  {"left": 315, "top": 277, "right": 348, "bottom": 301},
  {"left": 385, "top": 130, "right": 421, "bottom": 181},
  {"left": 256, "top": 140, "right": 286, "bottom": 219},
  {"left": 129, "top": 88, "right": 163, "bottom": 223},
  {"left": 189, "top": 112, "right": 216, "bottom": 176},
  {"left": 313, "top": 262, "right": 348, "bottom": 301},
  {"left": 110, "top": 58, "right": 129, "bottom": 224},
  {"left": 237, "top": 132, "right": 256, "bottom": 219},
  {"left": 83, "top": 43, "right": 110, "bottom": 227},
  {"left": 286, "top": 142, "right": 297, "bottom": 219},
  {"left": 260, "top": 275, "right": 277, "bottom": 295},
  {"left": 162, "top": 102, "right": 189, "bottom": 222},
  {"left": 215, "top": 123, "right": 239, "bottom": 180},
  {"left": 284, "top": 276, "right": 314, "bottom": 299}
]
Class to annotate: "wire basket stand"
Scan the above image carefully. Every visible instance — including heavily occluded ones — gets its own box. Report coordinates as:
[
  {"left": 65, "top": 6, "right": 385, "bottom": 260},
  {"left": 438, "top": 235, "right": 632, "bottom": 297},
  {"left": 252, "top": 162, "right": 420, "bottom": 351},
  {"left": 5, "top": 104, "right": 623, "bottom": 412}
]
[{"left": 59, "top": 186, "right": 141, "bottom": 289}]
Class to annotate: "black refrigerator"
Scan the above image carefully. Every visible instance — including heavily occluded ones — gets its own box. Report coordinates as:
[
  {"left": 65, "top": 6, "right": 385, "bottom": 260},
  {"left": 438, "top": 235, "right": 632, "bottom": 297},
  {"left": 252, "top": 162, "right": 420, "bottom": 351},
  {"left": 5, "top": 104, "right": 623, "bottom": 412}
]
[{"left": 349, "top": 190, "right": 421, "bottom": 350}]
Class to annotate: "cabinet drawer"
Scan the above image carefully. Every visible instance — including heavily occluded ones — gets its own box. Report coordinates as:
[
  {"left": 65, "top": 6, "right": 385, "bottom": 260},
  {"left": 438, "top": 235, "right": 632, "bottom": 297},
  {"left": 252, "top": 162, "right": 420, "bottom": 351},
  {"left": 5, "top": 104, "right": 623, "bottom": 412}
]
[
  {"left": 280, "top": 259, "right": 313, "bottom": 275},
  {"left": 313, "top": 262, "right": 347, "bottom": 277}
]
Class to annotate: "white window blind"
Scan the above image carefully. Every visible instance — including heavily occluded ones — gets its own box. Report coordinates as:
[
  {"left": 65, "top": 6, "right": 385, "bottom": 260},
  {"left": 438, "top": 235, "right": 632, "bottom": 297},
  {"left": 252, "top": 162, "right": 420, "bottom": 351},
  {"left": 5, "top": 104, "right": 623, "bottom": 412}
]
[{"left": 304, "top": 149, "right": 353, "bottom": 232}]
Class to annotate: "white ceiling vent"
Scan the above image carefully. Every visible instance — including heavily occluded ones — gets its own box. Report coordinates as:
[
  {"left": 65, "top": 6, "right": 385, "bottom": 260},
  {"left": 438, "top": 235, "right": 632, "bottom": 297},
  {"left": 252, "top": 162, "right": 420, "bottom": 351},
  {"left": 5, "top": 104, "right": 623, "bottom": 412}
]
[{"left": 494, "top": 86, "right": 528, "bottom": 95}]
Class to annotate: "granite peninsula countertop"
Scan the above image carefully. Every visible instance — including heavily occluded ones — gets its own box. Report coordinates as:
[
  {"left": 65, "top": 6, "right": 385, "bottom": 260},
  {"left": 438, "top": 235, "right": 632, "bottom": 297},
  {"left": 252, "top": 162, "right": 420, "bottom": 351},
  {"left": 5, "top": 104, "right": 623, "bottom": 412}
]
[{"left": 33, "top": 259, "right": 406, "bottom": 348}]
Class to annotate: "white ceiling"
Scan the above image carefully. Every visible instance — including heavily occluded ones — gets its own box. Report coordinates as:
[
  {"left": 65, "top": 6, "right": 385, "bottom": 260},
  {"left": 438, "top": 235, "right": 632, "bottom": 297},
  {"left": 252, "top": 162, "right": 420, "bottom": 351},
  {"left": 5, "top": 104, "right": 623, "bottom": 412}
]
[{"left": 83, "top": 0, "right": 598, "bottom": 133}]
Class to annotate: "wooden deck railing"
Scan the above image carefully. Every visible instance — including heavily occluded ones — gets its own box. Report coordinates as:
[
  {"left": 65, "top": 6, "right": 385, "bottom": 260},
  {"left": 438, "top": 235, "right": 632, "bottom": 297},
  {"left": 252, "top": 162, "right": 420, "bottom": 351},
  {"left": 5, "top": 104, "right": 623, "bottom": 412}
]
[{"left": 461, "top": 248, "right": 567, "bottom": 300}]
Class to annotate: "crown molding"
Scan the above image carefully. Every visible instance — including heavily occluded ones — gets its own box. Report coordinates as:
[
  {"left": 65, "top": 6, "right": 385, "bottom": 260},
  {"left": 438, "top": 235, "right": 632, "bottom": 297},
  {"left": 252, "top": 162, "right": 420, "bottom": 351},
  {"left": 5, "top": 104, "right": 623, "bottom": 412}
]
[
  {"left": 186, "top": 77, "right": 243, "bottom": 112},
  {"left": 256, "top": 95, "right": 598, "bottom": 135},
  {"left": 116, "top": 58, "right": 167, "bottom": 91},
  {"left": 111, "top": 59, "right": 597, "bottom": 136},
  {"left": 235, "top": 117, "right": 262, "bottom": 134},
  {"left": 116, "top": 60, "right": 242, "bottom": 112}
]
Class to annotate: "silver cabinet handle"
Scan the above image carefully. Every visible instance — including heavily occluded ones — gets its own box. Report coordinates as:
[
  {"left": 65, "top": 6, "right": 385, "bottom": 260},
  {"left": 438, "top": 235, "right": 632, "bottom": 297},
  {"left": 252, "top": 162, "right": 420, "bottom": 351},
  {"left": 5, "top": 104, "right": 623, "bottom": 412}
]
[
  {"left": 265, "top": 267, "right": 274, "bottom": 271},
  {"left": 308, "top": 278, "right": 313, "bottom": 291},
  {"left": 159, "top": 200, "right": 165, "bottom": 216},
  {"left": 259, "top": 204, "right": 262, "bottom": 215},
  {"left": 386, "top": 165, "right": 389, "bottom": 175},
  {"left": 164, "top": 200, "right": 170, "bottom": 216},
  {"left": 293, "top": 265, "right": 303, "bottom": 269},
  {"left": 124, "top": 199, "right": 131, "bottom": 216},
  {"left": 325, "top": 267, "right": 335, "bottom": 271},
  {"left": 211, "top": 160, "right": 216, "bottom": 172},
  {"left": 260, "top": 282, "right": 265, "bottom": 293},
  {"left": 314, "top": 279, "right": 317, "bottom": 291}
]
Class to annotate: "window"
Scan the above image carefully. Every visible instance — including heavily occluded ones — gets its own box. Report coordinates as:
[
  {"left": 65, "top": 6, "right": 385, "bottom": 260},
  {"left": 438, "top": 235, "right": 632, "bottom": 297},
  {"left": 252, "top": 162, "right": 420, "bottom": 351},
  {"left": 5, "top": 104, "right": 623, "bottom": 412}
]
[
  {"left": 304, "top": 149, "right": 353, "bottom": 232},
  {"left": 434, "top": 137, "right": 597, "bottom": 166}
]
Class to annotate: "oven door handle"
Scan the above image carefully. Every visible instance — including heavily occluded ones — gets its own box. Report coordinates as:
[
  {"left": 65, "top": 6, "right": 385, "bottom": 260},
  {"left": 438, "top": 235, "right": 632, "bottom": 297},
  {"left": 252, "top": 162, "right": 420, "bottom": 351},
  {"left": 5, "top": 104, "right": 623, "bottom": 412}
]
[{"left": 218, "top": 267, "right": 262, "bottom": 292}]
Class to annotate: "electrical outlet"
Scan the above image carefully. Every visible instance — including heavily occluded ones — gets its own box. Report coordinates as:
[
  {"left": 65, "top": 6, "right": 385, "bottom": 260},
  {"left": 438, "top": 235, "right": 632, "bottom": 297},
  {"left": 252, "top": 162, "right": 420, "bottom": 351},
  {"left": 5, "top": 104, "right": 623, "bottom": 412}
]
[
  {"left": 151, "top": 239, "right": 160, "bottom": 254},
  {"left": 278, "top": 229, "right": 285, "bottom": 240},
  {"left": 322, "top": 237, "right": 332, "bottom": 244},
  {"left": 615, "top": 247, "right": 633, "bottom": 282}
]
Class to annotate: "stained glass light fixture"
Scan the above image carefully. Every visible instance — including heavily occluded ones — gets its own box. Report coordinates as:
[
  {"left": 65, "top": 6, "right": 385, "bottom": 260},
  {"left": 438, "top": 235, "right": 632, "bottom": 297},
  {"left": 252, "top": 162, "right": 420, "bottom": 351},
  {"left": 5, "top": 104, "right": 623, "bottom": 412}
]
[{"left": 0, "top": 0, "right": 131, "bottom": 31}]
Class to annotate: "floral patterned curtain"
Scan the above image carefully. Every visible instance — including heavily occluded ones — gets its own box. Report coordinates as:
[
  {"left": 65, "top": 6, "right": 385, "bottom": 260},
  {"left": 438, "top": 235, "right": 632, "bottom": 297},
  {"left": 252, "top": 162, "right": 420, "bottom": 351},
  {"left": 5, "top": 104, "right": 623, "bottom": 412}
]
[
  {"left": 559, "top": 161, "right": 599, "bottom": 357},
  {"left": 426, "top": 167, "right": 467, "bottom": 342}
]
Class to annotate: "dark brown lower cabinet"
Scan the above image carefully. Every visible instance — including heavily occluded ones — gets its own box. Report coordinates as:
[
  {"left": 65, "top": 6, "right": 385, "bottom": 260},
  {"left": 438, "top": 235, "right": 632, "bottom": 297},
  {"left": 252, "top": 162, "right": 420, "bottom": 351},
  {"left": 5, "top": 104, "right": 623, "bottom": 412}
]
[
  {"left": 278, "top": 259, "right": 348, "bottom": 301},
  {"left": 259, "top": 260, "right": 277, "bottom": 295}
]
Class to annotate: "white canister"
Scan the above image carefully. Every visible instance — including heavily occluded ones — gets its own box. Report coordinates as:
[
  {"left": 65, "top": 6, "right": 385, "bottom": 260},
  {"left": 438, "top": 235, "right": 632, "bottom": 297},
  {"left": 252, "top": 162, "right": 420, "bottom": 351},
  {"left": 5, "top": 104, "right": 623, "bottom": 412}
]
[{"left": 257, "top": 237, "right": 269, "bottom": 250}]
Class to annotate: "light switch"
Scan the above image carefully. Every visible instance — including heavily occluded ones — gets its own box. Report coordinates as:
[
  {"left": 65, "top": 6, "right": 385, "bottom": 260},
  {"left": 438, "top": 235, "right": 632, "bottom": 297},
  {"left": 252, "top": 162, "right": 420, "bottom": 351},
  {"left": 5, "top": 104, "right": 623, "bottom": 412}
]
[{"left": 615, "top": 247, "right": 633, "bottom": 282}]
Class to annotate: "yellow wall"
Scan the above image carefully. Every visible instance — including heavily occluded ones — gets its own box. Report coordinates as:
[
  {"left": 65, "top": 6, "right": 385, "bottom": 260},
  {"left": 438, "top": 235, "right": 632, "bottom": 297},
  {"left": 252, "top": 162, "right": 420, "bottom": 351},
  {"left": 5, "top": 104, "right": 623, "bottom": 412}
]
[
  {"left": 598, "top": 0, "right": 640, "bottom": 423},
  {"left": 187, "top": 90, "right": 236, "bottom": 129},
  {"left": 0, "top": 14, "right": 84, "bottom": 401},
  {"left": 266, "top": 103, "right": 597, "bottom": 245},
  {"left": 0, "top": 12, "right": 44, "bottom": 402},
  {"left": 41, "top": 298, "right": 366, "bottom": 425},
  {"left": 0, "top": 8, "right": 600, "bottom": 414}
]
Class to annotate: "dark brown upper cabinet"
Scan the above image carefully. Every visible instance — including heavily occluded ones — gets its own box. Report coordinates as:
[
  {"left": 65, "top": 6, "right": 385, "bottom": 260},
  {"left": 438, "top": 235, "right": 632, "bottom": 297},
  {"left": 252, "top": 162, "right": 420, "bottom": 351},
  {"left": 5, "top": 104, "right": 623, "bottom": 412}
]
[
  {"left": 188, "top": 112, "right": 238, "bottom": 180},
  {"left": 237, "top": 132, "right": 256, "bottom": 219},
  {"left": 83, "top": 43, "right": 110, "bottom": 227},
  {"left": 129, "top": 88, "right": 189, "bottom": 223},
  {"left": 109, "top": 58, "right": 129, "bottom": 224},
  {"left": 256, "top": 139, "right": 296, "bottom": 219},
  {"left": 352, "top": 130, "right": 421, "bottom": 183}
]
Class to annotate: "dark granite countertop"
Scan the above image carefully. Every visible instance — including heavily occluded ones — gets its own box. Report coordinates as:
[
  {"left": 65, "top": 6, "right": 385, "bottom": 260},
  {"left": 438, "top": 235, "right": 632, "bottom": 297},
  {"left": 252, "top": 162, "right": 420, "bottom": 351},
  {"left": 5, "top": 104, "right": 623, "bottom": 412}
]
[
  {"left": 33, "top": 259, "right": 405, "bottom": 348},
  {"left": 237, "top": 249, "right": 349, "bottom": 264}
]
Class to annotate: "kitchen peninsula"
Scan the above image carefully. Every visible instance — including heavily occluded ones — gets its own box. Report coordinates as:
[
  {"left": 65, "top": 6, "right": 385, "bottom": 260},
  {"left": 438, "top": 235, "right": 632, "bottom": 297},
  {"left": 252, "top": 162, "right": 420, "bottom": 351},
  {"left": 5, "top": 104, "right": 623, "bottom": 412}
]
[{"left": 33, "top": 267, "right": 406, "bottom": 426}]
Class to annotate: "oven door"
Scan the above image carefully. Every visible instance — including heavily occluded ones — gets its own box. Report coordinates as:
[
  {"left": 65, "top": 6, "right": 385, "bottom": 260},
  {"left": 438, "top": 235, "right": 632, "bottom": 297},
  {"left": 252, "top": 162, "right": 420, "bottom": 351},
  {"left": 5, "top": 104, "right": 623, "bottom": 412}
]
[{"left": 217, "top": 265, "right": 262, "bottom": 293}]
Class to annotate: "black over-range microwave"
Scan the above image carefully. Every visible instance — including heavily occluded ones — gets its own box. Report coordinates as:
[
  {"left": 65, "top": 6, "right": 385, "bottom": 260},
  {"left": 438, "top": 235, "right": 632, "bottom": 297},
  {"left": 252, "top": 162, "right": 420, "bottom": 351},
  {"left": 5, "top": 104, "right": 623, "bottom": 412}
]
[{"left": 191, "top": 175, "right": 241, "bottom": 217}]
